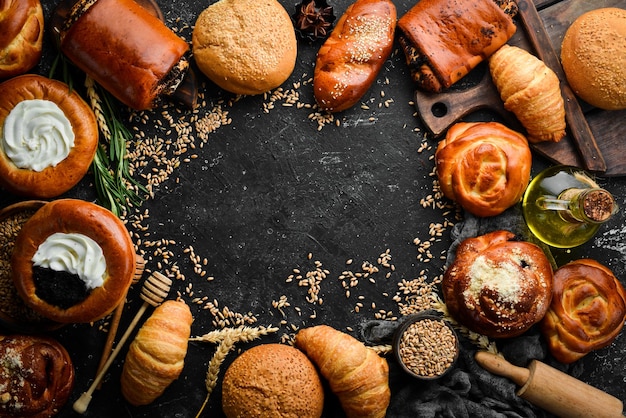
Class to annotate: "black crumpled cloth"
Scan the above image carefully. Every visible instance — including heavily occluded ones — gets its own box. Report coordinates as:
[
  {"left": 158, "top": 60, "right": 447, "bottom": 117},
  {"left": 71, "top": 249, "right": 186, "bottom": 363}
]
[{"left": 359, "top": 205, "right": 560, "bottom": 418}]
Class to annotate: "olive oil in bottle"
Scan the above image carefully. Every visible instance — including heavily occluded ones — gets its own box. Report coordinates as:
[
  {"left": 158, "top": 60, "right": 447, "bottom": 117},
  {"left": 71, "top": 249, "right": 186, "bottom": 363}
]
[{"left": 522, "top": 165, "right": 618, "bottom": 248}]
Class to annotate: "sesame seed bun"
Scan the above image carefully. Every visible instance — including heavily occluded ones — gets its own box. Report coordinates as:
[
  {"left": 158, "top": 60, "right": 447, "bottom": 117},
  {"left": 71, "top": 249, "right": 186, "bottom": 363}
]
[
  {"left": 192, "top": 0, "right": 297, "bottom": 96},
  {"left": 560, "top": 8, "right": 626, "bottom": 110},
  {"left": 221, "top": 343, "right": 324, "bottom": 418}
]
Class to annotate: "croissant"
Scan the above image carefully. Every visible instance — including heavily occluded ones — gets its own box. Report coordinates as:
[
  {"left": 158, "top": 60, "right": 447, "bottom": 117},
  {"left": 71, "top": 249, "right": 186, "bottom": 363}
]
[
  {"left": 541, "top": 259, "right": 626, "bottom": 364},
  {"left": 489, "top": 44, "right": 566, "bottom": 143},
  {"left": 294, "top": 325, "right": 390, "bottom": 418},
  {"left": 120, "top": 300, "right": 193, "bottom": 406}
]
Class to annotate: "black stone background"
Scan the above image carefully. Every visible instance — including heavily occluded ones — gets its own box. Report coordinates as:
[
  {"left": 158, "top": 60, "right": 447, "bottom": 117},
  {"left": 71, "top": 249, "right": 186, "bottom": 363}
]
[{"left": 1, "top": 0, "right": 626, "bottom": 417}]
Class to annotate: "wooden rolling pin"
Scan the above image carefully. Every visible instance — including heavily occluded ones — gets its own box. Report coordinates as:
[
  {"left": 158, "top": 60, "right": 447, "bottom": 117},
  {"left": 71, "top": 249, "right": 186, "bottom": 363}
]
[{"left": 475, "top": 351, "right": 624, "bottom": 418}]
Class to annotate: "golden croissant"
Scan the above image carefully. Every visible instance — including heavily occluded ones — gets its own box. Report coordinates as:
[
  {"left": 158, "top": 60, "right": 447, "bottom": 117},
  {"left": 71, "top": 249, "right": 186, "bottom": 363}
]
[
  {"left": 489, "top": 44, "right": 566, "bottom": 143},
  {"left": 295, "top": 325, "right": 390, "bottom": 418},
  {"left": 120, "top": 300, "right": 193, "bottom": 406}
]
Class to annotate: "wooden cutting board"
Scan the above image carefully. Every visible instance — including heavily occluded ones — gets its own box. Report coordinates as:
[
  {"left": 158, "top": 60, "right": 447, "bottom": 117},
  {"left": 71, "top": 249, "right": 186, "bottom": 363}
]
[{"left": 414, "top": 0, "right": 626, "bottom": 177}]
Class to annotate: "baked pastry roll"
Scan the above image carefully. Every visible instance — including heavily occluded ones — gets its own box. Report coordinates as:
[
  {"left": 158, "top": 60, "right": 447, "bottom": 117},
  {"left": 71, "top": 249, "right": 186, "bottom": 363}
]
[
  {"left": 541, "top": 259, "right": 626, "bottom": 364},
  {"left": 0, "top": 334, "right": 74, "bottom": 418},
  {"left": 313, "top": 0, "right": 396, "bottom": 112},
  {"left": 0, "top": 75, "right": 98, "bottom": 198},
  {"left": 0, "top": 0, "right": 44, "bottom": 78},
  {"left": 435, "top": 121, "right": 531, "bottom": 217},
  {"left": 120, "top": 300, "right": 193, "bottom": 406},
  {"left": 295, "top": 325, "right": 390, "bottom": 418},
  {"left": 442, "top": 230, "right": 553, "bottom": 338},
  {"left": 489, "top": 44, "right": 566, "bottom": 143},
  {"left": 11, "top": 199, "right": 136, "bottom": 323},
  {"left": 397, "top": 0, "right": 516, "bottom": 92},
  {"left": 59, "top": 0, "right": 190, "bottom": 110}
]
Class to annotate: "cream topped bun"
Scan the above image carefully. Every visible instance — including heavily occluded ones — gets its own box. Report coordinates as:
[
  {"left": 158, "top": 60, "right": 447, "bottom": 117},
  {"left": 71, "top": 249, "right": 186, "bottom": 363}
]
[
  {"left": 11, "top": 199, "right": 136, "bottom": 323},
  {"left": 0, "top": 75, "right": 98, "bottom": 198}
]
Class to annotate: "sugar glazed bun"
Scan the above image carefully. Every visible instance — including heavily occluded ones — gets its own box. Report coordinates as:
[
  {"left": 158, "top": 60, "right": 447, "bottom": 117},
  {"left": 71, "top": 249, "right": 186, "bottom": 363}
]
[
  {"left": 222, "top": 343, "right": 324, "bottom": 418},
  {"left": 561, "top": 8, "right": 626, "bottom": 110},
  {"left": 0, "top": 334, "right": 74, "bottom": 418},
  {"left": 0, "top": 75, "right": 98, "bottom": 198},
  {"left": 0, "top": 0, "right": 44, "bottom": 79},
  {"left": 541, "top": 259, "right": 626, "bottom": 364},
  {"left": 11, "top": 199, "right": 136, "bottom": 323},
  {"left": 442, "top": 230, "right": 553, "bottom": 338},
  {"left": 192, "top": 0, "right": 297, "bottom": 96},
  {"left": 435, "top": 122, "right": 532, "bottom": 217}
]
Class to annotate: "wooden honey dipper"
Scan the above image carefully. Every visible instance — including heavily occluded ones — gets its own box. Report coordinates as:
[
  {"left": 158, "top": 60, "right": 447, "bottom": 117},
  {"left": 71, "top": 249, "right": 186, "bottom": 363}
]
[{"left": 73, "top": 270, "right": 172, "bottom": 414}]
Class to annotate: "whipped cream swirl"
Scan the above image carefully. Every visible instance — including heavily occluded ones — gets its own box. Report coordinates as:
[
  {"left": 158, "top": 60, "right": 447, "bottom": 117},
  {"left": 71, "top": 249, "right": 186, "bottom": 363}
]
[
  {"left": 1, "top": 99, "right": 75, "bottom": 171},
  {"left": 32, "top": 232, "right": 106, "bottom": 290}
]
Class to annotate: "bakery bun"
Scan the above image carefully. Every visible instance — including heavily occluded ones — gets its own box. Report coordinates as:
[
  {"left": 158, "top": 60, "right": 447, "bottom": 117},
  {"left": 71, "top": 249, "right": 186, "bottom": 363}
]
[
  {"left": 0, "top": 334, "right": 74, "bottom": 418},
  {"left": 435, "top": 122, "right": 532, "bottom": 217},
  {"left": 0, "top": 75, "right": 98, "bottom": 198},
  {"left": 11, "top": 199, "right": 136, "bottom": 323},
  {"left": 222, "top": 343, "right": 324, "bottom": 418},
  {"left": 541, "top": 259, "right": 626, "bottom": 363},
  {"left": 192, "top": 0, "right": 297, "bottom": 95},
  {"left": 560, "top": 8, "right": 626, "bottom": 110},
  {"left": 442, "top": 230, "right": 553, "bottom": 338},
  {"left": 0, "top": 0, "right": 44, "bottom": 79}
]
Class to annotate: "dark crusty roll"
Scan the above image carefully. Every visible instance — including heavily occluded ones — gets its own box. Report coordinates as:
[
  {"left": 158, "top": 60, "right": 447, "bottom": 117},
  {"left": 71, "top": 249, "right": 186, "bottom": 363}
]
[
  {"left": 541, "top": 259, "right": 626, "bottom": 363},
  {"left": 313, "top": 0, "right": 396, "bottom": 112},
  {"left": 397, "top": 0, "right": 516, "bottom": 92},
  {"left": 0, "top": 74, "right": 98, "bottom": 198},
  {"left": 59, "top": 0, "right": 189, "bottom": 110},
  {"left": 0, "top": 334, "right": 74, "bottom": 418},
  {"left": 442, "top": 230, "right": 553, "bottom": 338},
  {"left": 0, "top": 0, "right": 44, "bottom": 78},
  {"left": 11, "top": 199, "right": 136, "bottom": 323}
]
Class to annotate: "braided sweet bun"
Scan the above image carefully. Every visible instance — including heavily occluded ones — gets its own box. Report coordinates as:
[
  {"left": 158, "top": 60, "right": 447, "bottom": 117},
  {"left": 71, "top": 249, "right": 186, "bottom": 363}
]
[
  {"left": 541, "top": 259, "right": 626, "bottom": 364},
  {"left": 11, "top": 199, "right": 136, "bottom": 323},
  {"left": 435, "top": 122, "right": 531, "bottom": 217},
  {"left": 0, "top": 0, "right": 44, "bottom": 78},
  {"left": 442, "top": 230, "right": 553, "bottom": 338},
  {"left": 0, "top": 334, "right": 74, "bottom": 418}
]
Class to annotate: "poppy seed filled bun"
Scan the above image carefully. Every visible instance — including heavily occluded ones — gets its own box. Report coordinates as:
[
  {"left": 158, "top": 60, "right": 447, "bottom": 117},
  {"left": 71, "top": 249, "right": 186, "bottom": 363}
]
[
  {"left": 11, "top": 199, "right": 136, "bottom": 323},
  {"left": 192, "top": 0, "right": 297, "bottom": 95},
  {"left": 222, "top": 343, "right": 324, "bottom": 418},
  {"left": 560, "top": 8, "right": 626, "bottom": 110}
]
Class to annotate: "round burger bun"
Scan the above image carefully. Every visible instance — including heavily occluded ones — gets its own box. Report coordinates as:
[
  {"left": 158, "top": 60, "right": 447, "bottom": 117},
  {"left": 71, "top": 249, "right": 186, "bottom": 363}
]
[
  {"left": 560, "top": 7, "right": 626, "bottom": 110},
  {"left": 192, "top": 0, "right": 297, "bottom": 95},
  {"left": 221, "top": 343, "right": 324, "bottom": 418}
]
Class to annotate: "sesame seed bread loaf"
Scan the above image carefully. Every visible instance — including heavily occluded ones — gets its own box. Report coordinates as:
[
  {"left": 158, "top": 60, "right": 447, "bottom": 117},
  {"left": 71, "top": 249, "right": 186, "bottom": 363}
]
[
  {"left": 221, "top": 343, "right": 325, "bottom": 418},
  {"left": 0, "top": 75, "right": 98, "bottom": 198},
  {"left": 442, "top": 230, "right": 554, "bottom": 338},
  {"left": 313, "top": 0, "right": 396, "bottom": 112},
  {"left": 11, "top": 199, "right": 136, "bottom": 323},
  {"left": 192, "top": 0, "right": 297, "bottom": 96},
  {"left": 0, "top": 0, "right": 44, "bottom": 79},
  {"left": 541, "top": 259, "right": 626, "bottom": 363}
]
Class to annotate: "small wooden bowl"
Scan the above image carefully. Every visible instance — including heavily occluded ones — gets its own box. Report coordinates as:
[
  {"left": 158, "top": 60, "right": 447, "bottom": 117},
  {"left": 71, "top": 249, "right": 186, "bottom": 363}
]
[
  {"left": 0, "top": 200, "right": 63, "bottom": 333},
  {"left": 392, "top": 312, "right": 460, "bottom": 380}
]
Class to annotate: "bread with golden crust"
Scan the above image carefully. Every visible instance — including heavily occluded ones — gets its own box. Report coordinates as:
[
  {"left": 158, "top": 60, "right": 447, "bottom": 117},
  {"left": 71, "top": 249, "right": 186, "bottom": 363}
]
[
  {"left": 11, "top": 199, "right": 136, "bottom": 323},
  {"left": 313, "top": 0, "right": 396, "bottom": 112},
  {"left": 541, "top": 259, "right": 626, "bottom": 364},
  {"left": 0, "top": 0, "right": 44, "bottom": 78},
  {"left": 295, "top": 325, "right": 390, "bottom": 418},
  {"left": 0, "top": 74, "right": 98, "bottom": 198},
  {"left": 442, "top": 230, "right": 553, "bottom": 338},
  {"left": 193, "top": 0, "right": 297, "bottom": 96},
  {"left": 0, "top": 334, "right": 74, "bottom": 418},
  {"left": 397, "top": 0, "right": 516, "bottom": 92},
  {"left": 435, "top": 121, "right": 531, "bottom": 217},
  {"left": 489, "top": 44, "right": 566, "bottom": 143},
  {"left": 121, "top": 300, "right": 193, "bottom": 406},
  {"left": 222, "top": 343, "right": 325, "bottom": 417}
]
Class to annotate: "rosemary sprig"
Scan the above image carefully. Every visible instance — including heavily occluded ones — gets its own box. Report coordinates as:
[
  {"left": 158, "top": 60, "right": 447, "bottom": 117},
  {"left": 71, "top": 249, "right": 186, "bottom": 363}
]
[{"left": 49, "top": 53, "right": 147, "bottom": 217}]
